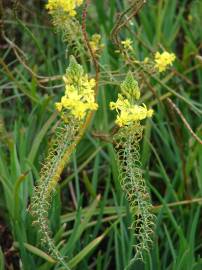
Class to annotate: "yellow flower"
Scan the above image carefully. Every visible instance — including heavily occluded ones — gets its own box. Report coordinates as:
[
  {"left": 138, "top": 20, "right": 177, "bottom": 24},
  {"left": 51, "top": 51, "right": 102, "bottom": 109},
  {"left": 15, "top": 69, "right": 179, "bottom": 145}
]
[
  {"left": 89, "top": 102, "right": 98, "bottom": 110},
  {"left": 46, "top": 0, "right": 83, "bottom": 17},
  {"left": 147, "top": 109, "right": 154, "bottom": 118},
  {"left": 71, "top": 102, "right": 87, "bottom": 119},
  {"left": 110, "top": 74, "right": 153, "bottom": 127},
  {"left": 89, "top": 34, "right": 105, "bottom": 55},
  {"left": 111, "top": 95, "right": 154, "bottom": 127},
  {"left": 121, "top": 39, "right": 133, "bottom": 50},
  {"left": 116, "top": 111, "right": 129, "bottom": 127},
  {"left": 110, "top": 94, "right": 130, "bottom": 111},
  {"left": 76, "top": 0, "right": 83, "bottom": 5},
  {"left": 67, "top": 91, "right": 82, "bottom": 101},
  {"left": 154, "top": 51, "right": 176, "bottom": 73},
  {"left": 55, "top": 56, "right": 98, "bottom": 122},
  {"left": 144, "top": 57, "right": 149, "bottom": 64},
  {"left": 61, "top": 96, "right": 72, "bottom": 107},
  {"left": 55, "top": 102, "right": 62, "bottom": 112}
]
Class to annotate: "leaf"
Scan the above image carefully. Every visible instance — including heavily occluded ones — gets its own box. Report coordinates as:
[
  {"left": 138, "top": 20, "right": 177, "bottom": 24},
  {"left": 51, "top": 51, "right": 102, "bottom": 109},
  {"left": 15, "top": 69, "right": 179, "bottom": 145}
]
[
  {"left": 62, "top": 195, "right": 101, "bottom": 255},
  {"left": 28, "top": 112, "right": 57, "bottom": 163},
  {"left": 68, "top": 232, "right": 106, "bottom": 268},
  {"left": 0, "top": 247, "right": 5, "bottom": 270},
  {"left": 13, "top": 242, "right": 56, "bottom": 264}
]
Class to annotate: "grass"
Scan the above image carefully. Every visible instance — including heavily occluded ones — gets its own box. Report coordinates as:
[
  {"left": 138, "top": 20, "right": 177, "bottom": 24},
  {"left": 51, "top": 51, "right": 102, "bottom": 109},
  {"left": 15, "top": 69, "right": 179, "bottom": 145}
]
[{"left": 0, "top": 0, "right": 202, "bottom": 269}]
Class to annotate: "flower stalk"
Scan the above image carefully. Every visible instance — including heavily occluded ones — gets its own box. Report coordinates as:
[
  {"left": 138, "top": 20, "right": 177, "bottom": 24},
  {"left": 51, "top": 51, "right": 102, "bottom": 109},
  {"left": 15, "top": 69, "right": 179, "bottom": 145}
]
[{"left": 111, "top": 73, "right": 155, "bottom": 264}]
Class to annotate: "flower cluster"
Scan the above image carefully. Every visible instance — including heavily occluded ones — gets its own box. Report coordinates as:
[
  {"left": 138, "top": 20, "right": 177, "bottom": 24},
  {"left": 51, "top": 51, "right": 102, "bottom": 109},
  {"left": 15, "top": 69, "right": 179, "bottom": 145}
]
[
  {"left": 154, "top": 51, "right": 176, "bottom": 72},
  {"left": 121, "top": 38, "right": 133, "bottom": 51},
  {"left": 46, "top": 0, "right": 83, "bottom": 17},
  {"left": 89, "top": 34, "right": 105, "bottom": 55},
  {"left": 110, "top": 72, "right": 153, "bottom": 127},
  {"left": 55, "top": 56, "right": 98, "bottom": 121}
]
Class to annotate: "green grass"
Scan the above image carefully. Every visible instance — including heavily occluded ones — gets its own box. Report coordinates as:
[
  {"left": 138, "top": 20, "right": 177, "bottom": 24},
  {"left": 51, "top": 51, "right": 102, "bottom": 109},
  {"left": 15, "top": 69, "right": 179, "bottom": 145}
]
[{"left": 0, "top": 0, "right": 202, "bottom": 269}]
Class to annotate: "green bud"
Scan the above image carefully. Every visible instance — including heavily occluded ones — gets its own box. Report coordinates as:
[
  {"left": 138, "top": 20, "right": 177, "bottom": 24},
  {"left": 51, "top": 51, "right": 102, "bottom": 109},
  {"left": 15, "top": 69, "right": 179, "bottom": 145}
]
[
  {"left": 120, "top": 71, "right": 140, "bottom": 100},
  {"left": 66, "top": 55, "right": 84, "bottom": 79}
]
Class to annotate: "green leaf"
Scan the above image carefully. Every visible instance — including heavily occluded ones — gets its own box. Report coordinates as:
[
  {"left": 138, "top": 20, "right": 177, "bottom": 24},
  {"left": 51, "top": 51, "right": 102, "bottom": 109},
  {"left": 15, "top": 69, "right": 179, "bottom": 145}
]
[
  {"left": 68, "top": 232, "right": 107, "bottom": 268},
  {"left": 0, "top": 247, "right": 5, "bottom": 270},
  {"left": 62, "top": 195, "right": 101, "bottom": 255},
  {"left": 13, "top": 242, "right": 56, "bottom": 264},
  {"left": 28, "top": 112, "right": 57, "bottom": 163}
]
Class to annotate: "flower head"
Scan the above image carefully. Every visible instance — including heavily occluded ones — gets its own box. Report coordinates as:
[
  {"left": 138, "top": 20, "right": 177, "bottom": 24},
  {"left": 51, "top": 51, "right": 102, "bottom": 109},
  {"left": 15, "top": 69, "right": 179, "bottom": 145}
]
[
  {"left": 121, "top": 38, "right": 133, "bottom": 51},
  {"left": 46, "top": 0, "right": 83, "bottom": 17},
  {"left": 110, "top": 73, "right": 153, "bottom": 127},
  {"left": 55, "top": 56, "right": 98, "bottom": 122},
  {"left": 89, "top": 34, "right": 105, "bottom": 55},
  {"left": 154, "top": 51, "right": 176, "bottom": 73}
]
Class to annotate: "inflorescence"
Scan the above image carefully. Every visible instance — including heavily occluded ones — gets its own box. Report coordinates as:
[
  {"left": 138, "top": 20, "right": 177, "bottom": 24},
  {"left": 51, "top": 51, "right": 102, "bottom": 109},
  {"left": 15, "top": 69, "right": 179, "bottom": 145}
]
[
  {"left": 154, "top": 51, "right": 176, "bottom": 72},
  {"left": 110, "top": 72, "right": 153, "bottom": 127},
  {"left": 55, "top": 56, "right": 98, "bottom": 121},
  {"left": 46, "top": 0, "right": 83, "bottom": 17},
  {"left": 112, "top": 73, "right": 156, "bottom": 263}
]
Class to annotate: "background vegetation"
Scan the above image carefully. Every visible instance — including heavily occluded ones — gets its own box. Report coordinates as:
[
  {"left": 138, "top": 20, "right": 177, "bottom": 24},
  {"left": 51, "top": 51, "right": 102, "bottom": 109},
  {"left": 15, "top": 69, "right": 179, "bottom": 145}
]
[{"left": 0, "top": 0, "right": 202, "bottom": 269}]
